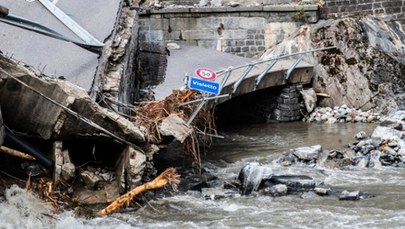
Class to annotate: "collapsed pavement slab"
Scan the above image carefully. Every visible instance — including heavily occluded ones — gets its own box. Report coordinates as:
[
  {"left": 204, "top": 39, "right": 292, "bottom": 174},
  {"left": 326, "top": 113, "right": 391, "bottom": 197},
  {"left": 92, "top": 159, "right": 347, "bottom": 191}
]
[
  {"left": 0, "top": 0, "right": 121, "bottom": 91},
  {"left": 0, "top": 53, "right": 144, "bottom": 143}
]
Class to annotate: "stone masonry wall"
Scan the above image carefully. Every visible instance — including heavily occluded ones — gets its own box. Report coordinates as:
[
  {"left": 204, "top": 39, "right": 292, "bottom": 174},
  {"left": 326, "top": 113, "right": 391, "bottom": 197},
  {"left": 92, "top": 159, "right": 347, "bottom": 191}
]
[
  {"left": 138, "top": 6, "right": 318, "bottom": 83},
  {"left": 323, "top": 0, "right": 405, "bottom": 28},
  {"left": 139, "top": 6, "right": 318, "bottom": 58}
]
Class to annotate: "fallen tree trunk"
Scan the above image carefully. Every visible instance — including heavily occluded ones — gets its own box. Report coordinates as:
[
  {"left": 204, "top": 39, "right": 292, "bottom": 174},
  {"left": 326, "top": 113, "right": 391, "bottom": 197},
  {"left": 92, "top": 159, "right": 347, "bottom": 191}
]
[{"left": 98, "top": 167, "right": 180, "bottom": 216}]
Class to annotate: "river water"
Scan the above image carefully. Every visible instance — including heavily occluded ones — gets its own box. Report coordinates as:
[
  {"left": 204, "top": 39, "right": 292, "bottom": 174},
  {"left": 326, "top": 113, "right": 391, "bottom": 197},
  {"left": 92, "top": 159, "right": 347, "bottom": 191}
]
[{"left": 2, "top": 122, "right": 405, "bottom": 228}]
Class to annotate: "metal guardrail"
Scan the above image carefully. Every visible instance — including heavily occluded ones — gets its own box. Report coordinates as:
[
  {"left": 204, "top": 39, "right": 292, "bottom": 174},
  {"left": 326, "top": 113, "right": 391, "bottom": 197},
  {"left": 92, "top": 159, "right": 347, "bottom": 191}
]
[
  {"left": 216, "top": 46, "right": 336, "bottom": 95},
  {"left": 0, "top": 2, "right": 104, "bottom": 53},
  {"left": 185, "top": 46, "right": 336, "bottom": 125}
]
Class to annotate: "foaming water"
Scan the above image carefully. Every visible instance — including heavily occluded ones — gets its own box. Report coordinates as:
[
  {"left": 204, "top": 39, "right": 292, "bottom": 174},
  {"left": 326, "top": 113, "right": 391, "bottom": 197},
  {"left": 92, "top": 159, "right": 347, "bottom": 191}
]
[{"left": 2, "top": 122, "right": 405, "bottom": 228}]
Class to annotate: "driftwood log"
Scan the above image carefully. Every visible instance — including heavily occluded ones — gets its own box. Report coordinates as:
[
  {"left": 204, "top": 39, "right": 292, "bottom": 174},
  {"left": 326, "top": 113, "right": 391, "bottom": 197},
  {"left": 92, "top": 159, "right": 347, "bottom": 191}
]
[
  {"left": 0, "top": 145, "right": 36, "bottom": 160},
  {"left": 98, "top": 167, "right": 180, "bottom": 216}
]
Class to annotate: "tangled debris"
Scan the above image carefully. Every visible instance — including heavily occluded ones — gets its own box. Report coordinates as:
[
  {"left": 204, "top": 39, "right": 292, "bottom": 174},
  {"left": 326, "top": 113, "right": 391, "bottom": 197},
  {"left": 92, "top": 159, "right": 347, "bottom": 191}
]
[{"left": 133, "top": 89, "right": 218, "bottom": 161}]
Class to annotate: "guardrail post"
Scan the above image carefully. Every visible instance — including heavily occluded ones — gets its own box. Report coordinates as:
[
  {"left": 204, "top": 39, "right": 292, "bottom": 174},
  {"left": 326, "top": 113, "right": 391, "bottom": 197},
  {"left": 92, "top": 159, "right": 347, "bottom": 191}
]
[
  {"left": 255, "top": 59, "right": 278, "bottom": 89},
  {"left": 232, "top": 64, "right": 254, "bottom": 94},
  {"left": 285, "top": 53, "right": 305, "bottom": 80}
]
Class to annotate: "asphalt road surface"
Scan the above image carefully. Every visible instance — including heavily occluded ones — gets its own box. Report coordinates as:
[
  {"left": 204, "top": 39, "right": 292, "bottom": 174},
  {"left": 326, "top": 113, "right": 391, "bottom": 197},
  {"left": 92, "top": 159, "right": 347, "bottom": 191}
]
[{"left": 0, "top": 0, "right": 121, "bottom": 91}]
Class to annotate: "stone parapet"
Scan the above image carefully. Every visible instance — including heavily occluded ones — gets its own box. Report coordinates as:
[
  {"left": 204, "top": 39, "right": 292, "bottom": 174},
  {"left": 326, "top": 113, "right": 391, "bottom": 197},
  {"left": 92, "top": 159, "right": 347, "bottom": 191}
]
[{"left": 140, "top": 4, "right": 319, "bottom": 15}]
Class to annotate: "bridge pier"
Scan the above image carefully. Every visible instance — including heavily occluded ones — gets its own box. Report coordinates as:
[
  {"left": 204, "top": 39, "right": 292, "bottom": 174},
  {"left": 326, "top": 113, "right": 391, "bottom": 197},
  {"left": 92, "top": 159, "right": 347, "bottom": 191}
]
[{"left": 272, "top": 84, "right": 303, "bottom": 122}]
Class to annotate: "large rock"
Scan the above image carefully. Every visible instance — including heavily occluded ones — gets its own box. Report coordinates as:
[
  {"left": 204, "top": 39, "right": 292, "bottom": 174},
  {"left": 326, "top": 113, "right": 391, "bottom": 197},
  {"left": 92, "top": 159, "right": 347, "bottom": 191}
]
[
  {"left": 371, "top": 126, "right": 404, "bottom": 140},
  {"left": 268, "top": 175, "right": 316, "bottom": 193},
  {"left": 381, "top": 110, "right": 405, "bottom": 123},
  {"left": 238, "top": 162, "right": 273, "bottom": 195},
  {"left": 291, "top": 145, "right": 322, "bottom": 161},
  {"left": 300, "top": 88, "right": 317, "bottom": 113}
]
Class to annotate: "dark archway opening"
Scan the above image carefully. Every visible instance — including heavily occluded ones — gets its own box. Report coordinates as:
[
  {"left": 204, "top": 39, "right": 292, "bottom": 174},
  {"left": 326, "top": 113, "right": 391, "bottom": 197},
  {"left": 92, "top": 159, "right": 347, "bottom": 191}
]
[{"left": 215, "top": 84, "right": 304, "bottom": 128}]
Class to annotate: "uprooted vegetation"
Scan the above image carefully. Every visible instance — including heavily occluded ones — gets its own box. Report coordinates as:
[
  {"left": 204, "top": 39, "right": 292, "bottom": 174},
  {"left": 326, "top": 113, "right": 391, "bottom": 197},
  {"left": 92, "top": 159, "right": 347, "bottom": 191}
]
[{"left": 132, "top": 89, "right": 218, "bottom": 161}]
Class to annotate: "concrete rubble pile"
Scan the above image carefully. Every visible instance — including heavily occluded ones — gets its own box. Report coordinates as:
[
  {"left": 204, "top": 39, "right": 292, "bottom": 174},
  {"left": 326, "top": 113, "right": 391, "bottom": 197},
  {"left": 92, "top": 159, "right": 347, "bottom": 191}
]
[{"left": 0, "top": 53, "right": 155, "bottom": 204}]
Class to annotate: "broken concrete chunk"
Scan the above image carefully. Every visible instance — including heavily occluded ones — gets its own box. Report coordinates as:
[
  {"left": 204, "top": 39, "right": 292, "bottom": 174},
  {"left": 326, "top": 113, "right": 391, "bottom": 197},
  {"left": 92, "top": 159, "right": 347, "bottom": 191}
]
[
  {"left": 81, "top": 171, "right": 102, "bottom": 190},
  {"left": 51, "top": 141, "right": 64, "bottom": 185},
  {"left": 61, "top": 163, "right": 76, "bottom": 181},
  {"left": 61, "top": 149, "right": 72, "bottom": 164},
  {"left": 159, "top": 114, "right": 193, "bottom": 143},
  {"left": 116, "top": 146, "right": 147, "bottom": 192},
  {"left": 0, "top": 54, "right": 145, "bottom": 143}
]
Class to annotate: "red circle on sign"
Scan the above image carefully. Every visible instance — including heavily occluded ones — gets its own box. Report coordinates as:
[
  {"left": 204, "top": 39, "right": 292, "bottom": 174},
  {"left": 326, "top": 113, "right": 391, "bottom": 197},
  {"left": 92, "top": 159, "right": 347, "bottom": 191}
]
[{"left": 195, "top": 68, "right": 216, "bottom": 80}]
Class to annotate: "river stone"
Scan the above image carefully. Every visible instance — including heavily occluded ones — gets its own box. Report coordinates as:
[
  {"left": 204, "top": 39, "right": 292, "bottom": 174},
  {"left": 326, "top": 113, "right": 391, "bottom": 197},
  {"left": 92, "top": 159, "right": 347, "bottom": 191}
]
[
  {"left": 202, "top": 188, "right": 239, "bottom": 200},
  {"left": 314, "top": 187, "right": 331, "bottom": 196},
  {"left": 300, "top": 88, "right": 317, "bottom": 113},
  {"left": 291, "top": 145, "right": 322, "bottom": 161},
  {"left": 353, "top": 156, "right": 369, "bottom": 168},
  {"left": 263, "top": 184, "right": 288, "bottom": 197},
  {"left": 368, "top": 150, "right": 382, "bottom": 168},
  {"left": 361, "top": 144, "right": 375, "bottom": 155},
  {"left": 339, "top": 190, "right": 360, "bottom": 200},
  {"left": 269, "top": 175, "right": 315, "bottom": 193},
  {"left": 396, "top": 140, "right": 405, "bottom": 156},
  {"left": 355, "top": 131, "right": 368, "bottom": 140},
  {"left": 238, "top": 162, "right": 273, "bottom": 195},
  {"left": 382, "top": 110, "right": 405, "bottom": 123},
  {"left": 371, "top": 126, "right": 404, "bottom": 140}
]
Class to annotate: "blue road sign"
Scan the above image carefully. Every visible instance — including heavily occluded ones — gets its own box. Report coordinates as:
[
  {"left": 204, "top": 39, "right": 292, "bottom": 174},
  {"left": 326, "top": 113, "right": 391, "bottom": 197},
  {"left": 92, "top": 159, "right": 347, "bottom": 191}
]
[{"left": 189, "top": 77, "right": 220, "bottom": 95}]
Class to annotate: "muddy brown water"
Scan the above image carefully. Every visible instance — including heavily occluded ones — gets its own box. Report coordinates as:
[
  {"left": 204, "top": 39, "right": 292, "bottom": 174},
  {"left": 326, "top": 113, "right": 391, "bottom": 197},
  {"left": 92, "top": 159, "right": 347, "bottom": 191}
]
[{"left": 2, "top": 122, "right": 405, "bottom": 228}]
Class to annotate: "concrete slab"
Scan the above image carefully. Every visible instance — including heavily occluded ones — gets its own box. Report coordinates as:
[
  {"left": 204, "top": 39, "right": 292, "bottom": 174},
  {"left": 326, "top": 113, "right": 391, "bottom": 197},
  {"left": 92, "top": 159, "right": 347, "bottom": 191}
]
[
  {"left": 0, "top": 0, "right": 121, "bottom": 91},
  {"left": 154, "top": 44, "right": 257, "bottom": 100},
  {"left": 156, "top": 43, "right": 313, "bottom": 102}
]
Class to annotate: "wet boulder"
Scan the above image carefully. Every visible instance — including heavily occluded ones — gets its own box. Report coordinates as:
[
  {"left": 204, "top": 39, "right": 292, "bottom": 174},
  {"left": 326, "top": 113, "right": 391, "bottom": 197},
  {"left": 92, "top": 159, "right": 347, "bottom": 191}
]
[
  {"left": 291, "top": 145, "right": 322, "bottom": 161},
  {"left": 314, "top": 187, "right": 331, "bottom": 196},
  {"left": 202, "top": 188, "right": 240, "bottom": 200},
  {"left": 371, "top": 126, "right": 404, "bottom": 140},
  {"left": 238, "top": 162, "right": 273, "bottom": 195},
  {"left": 381, "top": 110, "right": 405, "bottom": 123},
  {"left": 262, "top": 184, "right": 288, "bottom": 197},
  {"left": 339, "top": 190, "right": 375, "bottom": 201},
  {"left": 368, "top": 150, "right": 382, "bottom": 168},
  {"left": 339, "top": 190, "right": 360, "bottom": 200},
  {"left": 300, "top": 88, "right": 317, "bottom": 113},
  {"left": 266, "top": 175, "right": 316, "bottom": 194},
  {"left": 353, "top": 155, "right": 370, "bottom": 168},
  {"left": 354, "top": 131, "right": 368, "bottom": 140}
]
